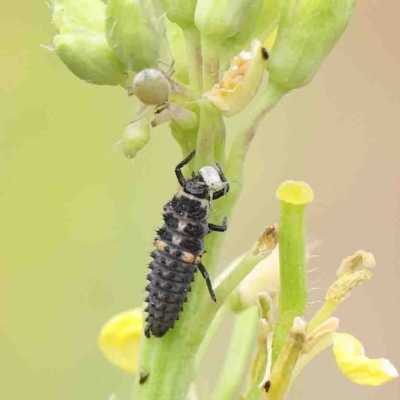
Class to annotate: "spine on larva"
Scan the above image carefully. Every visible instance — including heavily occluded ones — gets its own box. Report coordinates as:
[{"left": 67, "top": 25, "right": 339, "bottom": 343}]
[{"left": 144, "top": 193, "right": 210, "bottom": 338}]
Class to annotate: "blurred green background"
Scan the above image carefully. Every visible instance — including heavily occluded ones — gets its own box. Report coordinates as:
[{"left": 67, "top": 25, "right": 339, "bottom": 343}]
[{"left": 1, "top": 1, "right": 399, "bottom": 400}]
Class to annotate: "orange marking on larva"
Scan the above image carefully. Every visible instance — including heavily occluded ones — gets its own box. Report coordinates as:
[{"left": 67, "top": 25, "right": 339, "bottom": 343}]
[
  {"left": 154, "top": 240, "right": 168, "bottom": 251},
  {"left": 182, "top": 252, "right": 195, "bottom": 263},
  {"left": 194, "top": 256, "right": 202, "bottom": 265}
]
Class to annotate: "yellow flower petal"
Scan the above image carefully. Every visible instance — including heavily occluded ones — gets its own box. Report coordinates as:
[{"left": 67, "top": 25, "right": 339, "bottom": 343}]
[
  {"left": 98, "top": 309, "right": 143, "bottom": 373},
  {"left": 333, "top": 333, "right": 398, "bottom": 386}
]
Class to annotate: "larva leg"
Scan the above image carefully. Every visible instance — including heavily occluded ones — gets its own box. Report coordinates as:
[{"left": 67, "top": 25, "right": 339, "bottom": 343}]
[
  {"left": 198, "top": 263, "right": 217, "bottom": 302},
  {"left": 208, "top": 216, "right": 228, "bottom": 233}
]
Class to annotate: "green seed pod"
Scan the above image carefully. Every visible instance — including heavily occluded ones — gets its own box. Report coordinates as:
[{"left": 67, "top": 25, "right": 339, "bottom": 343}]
[
  {"left": 159, "top": 0, "right": 197, "bottom": 28},
  {"left": 194, "top": 0, "right": 262, "bottom": 41},
  {"left": 106, "top": 0, "right": 163, "bottom": 72},
  {"left": 132, "top": 69, "right": 170, "bottom": 105},
  {"left": 268, "top": 0, "right": 356, "bottom": 93},
  {"left": 122, "top": 119, "right": 151, "bottom": 159},
  {"left": 52, "top": 0, "right": 106, "bottom": 33},
  {"left": 54, "top": 31, "right": 127, "bottom": 86}
]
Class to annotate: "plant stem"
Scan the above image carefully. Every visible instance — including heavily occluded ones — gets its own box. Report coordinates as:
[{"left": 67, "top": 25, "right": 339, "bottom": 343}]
[
  {"left": 195, "top": 300, "right": 231, "bottom": 371},
  {"left": 195, "top": 38, "right": 221, "bottom": 169},
  {"left": 183, "top": 27, "right": 202, "bottom": 97},
  {"left": 201, "top": 38, "right": 220, "bottom": 91},
  {"left": 215, "top": 253, "right": 269, "bottom": 307},
  {"left": 244, "top": 352, "right": 267, "bottom": 400},
  {"left": 307, "top": 300, "right": 337, "bottom": 334},
  {"left": 214, "top": 116, "right": 226, "bottom": 166},
  {"left": 226, "top": 82, "right": 284, "bottom": 211},
  {"left": 264, "top": 319, "right": 306, "bottom": 400},
  {"left": 211, "top": 307, "right": 259, "bottom": 400},
  {"left": 272, "top": 202, "right": 308, "bottom": 363},
  {"left": 195, "top": 101, "right": 221, "bottom": 169}
]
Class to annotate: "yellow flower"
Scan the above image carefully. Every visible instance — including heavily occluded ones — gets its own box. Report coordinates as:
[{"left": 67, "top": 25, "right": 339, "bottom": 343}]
[
  {"left": 333, "top": 333, "right": 398, "bottom": 386},
  {"left": 98, "top": 309, "right": 143, "bottom": 373}
]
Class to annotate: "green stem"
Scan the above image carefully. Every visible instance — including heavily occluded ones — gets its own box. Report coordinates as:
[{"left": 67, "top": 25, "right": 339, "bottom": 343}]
[
  {"left": 171, "top": 123, "right": 197, "bottom": 155},
  {"left": 195, "top": 101, "right": 221, "bottom": 169},
  {"left": 215, "top": 253, "right": 269, "bottom": 308},
  {"left": 266, "top": 320, "right": 305, "bottom": 400},
  {"left": 195, "top": 300, "right": 231, "bottom": 372},
  {"left": 307, "top": 300, "right": 337, "bottom": 334},
  {"left": 214, "top": 116, "right": 226, "bottom": 167},
  {"left": 272, "top": 202, "right": 307, "bottom": 363},
  {"left": 201, "top": 38, "right": 220, "bottom": 91},
  {"left": 183, "top": 27, "right": 202, "bottom": 97},
  {"left": 195, "top": 37, "right": 222, "bottom": 170},
  {"left": 211, "top": 307, "right": 259, "bottom": 400},
  {"left": 226, "top": 82, "right": 284, "bottom": 211},
  {"left": 244, "top": 352, "right": 267, "bottom": 400}
]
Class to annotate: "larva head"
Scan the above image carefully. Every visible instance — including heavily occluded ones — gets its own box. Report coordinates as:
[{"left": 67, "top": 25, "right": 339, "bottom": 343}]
[
  {"left": 199, "top": 166, "right": 225, "bottom": 191},
  {"left": 132, "top": 69, "right": 170, "bottom": 105},
  {"left": 183, "top": 165, "right": 225, "bottom": 198},
  {"left": 183, "top": 179, "right": 209, "bottom": 199}
]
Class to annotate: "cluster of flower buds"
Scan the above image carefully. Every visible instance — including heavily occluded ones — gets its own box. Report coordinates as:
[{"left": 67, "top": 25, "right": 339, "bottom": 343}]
[
  {"left": 50, "top": 0, "right": 356, "bottom": 96},
  {"left": 49, "top": 0, "right": 357, "bottom": 160}
]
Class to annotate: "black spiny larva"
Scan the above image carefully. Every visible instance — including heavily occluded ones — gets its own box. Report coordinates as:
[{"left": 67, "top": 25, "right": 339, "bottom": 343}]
[{"left": 144, "top": 150, "right": 229, "bottom": 338}]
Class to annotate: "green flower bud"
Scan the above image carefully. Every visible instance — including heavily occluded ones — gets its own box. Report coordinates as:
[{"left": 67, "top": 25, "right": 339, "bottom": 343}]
[
  {"left": 268, "top": 0, "right": 356, "bottom": 93},
  {"left": 54, "top": 31, "right": 127, "bottom": 86},
  {"left": 106, "top": 0, "right": 163, "bottom": 72},
  {"left": 165, "top": 20, "right": 189, "bottom": 85},
  {"left": 159, "top": 0, "right": 197, "bottom": 28},
  {"left": 224, "top": 0, "right": 282, "bottom": 57},
  {"left": 122, "top": 119, "right": 151, "bottom": 159},
  {"left": 52, "top": 0, "right": 106, "bottom": 33},
  {"left": 194, "top": 0, "right": 262, "bottom": 41}
]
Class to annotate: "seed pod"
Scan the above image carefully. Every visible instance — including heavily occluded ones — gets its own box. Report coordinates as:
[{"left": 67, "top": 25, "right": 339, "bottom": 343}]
[
  {"left": 106, "top": 0, "right": 163, "bottom": 72},
  {"left": 122, "top": 119, "right": 151, "bottom": 159},
  {"left": 52, "top": 0, "right": 106, "bottom": 33},
  {"left": 195, "top": 0, "right": 262, "bottom": 41},
  {"left": 204, "top": 40, "right": 268, "bottom": 116},
  {"left": 54, "top": 31, "right": 127, "bottom": 86},
  {"left": 268, "top": 0, "right": 356, "bottom": 92},
  {"left": 159, "top": 0, "right": 197, "bottom": 28},
  {"left": 132, "top": 69, "right": 170, "bottom": 105}
]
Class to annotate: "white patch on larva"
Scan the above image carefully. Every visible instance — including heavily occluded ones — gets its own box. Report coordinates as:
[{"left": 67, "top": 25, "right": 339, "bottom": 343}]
[
  {"left": 178, "top": 220, "right": 188, "bottom": 232},
  {"left": 172, "top": 234, "right": 182, "bottom": 247}
]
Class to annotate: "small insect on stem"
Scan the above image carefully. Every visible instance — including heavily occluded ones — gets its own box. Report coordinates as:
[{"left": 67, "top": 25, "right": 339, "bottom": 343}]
[
  {"left": 144, "top": 150, "right": 230, "bottom": 338},
  {"left": 139, "top": 372, "right": 149, "bottom": 384}
]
